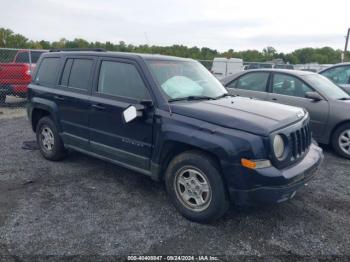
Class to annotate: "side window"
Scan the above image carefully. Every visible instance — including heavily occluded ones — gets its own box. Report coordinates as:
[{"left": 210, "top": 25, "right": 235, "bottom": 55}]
[
  {"left": 15, "top": 52, "right": 29, "bottom": 63},
  {"left": 321, "top": 66, "right": 350, "bottom": 85},
  {"left": 229, "top": 72, "right": 269, "bottom": 92},
  {"left": 97, "top": 61, "right": 150, "bottom": 100},
  {"left": 70, "top": 59, "right": 93, "bottom": 90},
  {"left": 272, "top": 73, "right": 312, "bottom": 98},
  {"left": 35, "top": 57, "right": 60, "bottom": 85},
  {"left": 60, "top": 58, "right": 93, "bottom": 90}
]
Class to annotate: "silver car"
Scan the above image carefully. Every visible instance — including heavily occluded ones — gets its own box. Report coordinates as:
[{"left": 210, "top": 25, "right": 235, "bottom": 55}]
[
  {"left": 319, "top": 63, "right": 350, "bottom": 94},
  {"left": 222, "top": 69, "right": 350, "bottom": 159}
]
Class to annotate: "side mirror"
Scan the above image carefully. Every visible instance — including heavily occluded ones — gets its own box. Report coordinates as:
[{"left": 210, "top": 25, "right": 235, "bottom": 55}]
[
  {"left": 122, "top": 106, "right": 138, "bottom": 123},
  {"left": 305, "top": 92, "right": 323, "bottom": 101},
  {"left": 140, "top": 99, "right": 153, "bottom": 108}
]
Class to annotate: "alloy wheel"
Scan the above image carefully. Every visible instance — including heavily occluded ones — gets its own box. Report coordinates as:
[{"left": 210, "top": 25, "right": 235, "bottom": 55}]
[{"left": 174, "top": 166, "right": 212, "bottom": 212}]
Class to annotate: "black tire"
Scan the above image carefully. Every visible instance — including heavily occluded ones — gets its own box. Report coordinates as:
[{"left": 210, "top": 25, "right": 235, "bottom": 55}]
[
  {"left": 36, "top": 116, "right": 66, "bottom": 161},
  {"left": 331, "top": 123, "right": 350, "bottom": 159},
  {"left": 165, "top": 150, "right": 229, "bottom": 223}
]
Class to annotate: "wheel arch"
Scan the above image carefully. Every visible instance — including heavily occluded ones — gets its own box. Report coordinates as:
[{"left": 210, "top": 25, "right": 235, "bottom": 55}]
[
  {"left": 31, "top": 108, "right": 52, "bottom": 132},
  {"left": 156, "top": 140, "right": 225, "bottom": 182},
  {"left": 29, "top": 97, "right": 61, "bottom": 132},
  {"left": 330, "top": 120, "right": 350, "bottom": 142}
]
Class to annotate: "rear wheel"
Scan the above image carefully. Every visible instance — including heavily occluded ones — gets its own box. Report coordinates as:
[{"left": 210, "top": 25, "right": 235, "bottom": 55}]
[
  {"left": 165, "top": 150, "right": 229, "bottom": 223},
  {"left": 332, "top": 123, "right": 350, "bottom": 159},
  {"left": 36, "top": 117, "right": 66, "bottom": 161}
]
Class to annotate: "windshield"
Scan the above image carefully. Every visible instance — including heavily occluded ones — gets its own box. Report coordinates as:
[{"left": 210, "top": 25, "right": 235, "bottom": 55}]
[
  {"left": 304, "top": 74, "right": 350, "bottom": 100},
  {"left": 146, "top": 60, "right": 227, "bottom": 100}
]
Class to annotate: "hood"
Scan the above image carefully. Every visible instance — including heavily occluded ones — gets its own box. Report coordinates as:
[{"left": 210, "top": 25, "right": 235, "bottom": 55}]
[{"left": 170, "top": 97, "right": 306, "bottom": 136}]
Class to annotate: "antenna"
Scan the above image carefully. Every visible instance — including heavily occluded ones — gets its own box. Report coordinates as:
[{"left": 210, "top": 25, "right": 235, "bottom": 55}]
[
  {"left": 343, "top": 28, "right": 350, "bottom": 62},
  {"left": 144, "top": 32, "right": 150, "bottom": 45}
]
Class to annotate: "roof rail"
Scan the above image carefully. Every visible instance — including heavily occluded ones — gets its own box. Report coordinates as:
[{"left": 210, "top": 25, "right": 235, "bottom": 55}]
[{"left": 49, "top": 48, "right": 106, "bottom": 52}]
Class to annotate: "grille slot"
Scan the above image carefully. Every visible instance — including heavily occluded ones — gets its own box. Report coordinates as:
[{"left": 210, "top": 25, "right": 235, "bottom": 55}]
[{"left": 289, "top": 123, "right": 311, "bottom": 160}]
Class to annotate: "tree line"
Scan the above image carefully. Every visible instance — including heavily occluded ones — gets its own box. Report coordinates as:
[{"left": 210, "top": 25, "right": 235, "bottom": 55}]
[{"left": 0, "top": 28, "right": 348, "bottom": 64}]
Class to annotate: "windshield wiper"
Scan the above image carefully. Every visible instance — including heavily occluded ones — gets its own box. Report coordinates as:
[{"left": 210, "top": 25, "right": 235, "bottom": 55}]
[
  {"left": 214, "top": 93, "right": 236, "bottom": 99},
  {"left": 168, "top": 95, "right": 215, "bottom": 102},
  {"left": 338, "top": 97, "right": 350, "bottom": 100}
]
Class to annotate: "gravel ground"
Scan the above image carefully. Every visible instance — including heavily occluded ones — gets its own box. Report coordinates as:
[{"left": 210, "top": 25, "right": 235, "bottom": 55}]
[
  {"left": 0, "top": 116, "right": 350, "bottom": 261},
  {"left": 0, "top": 97, "right": 27, "bottom": 120}
]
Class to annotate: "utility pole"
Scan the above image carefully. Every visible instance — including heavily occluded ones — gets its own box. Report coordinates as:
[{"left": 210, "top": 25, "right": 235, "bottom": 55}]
[{"left": 343, "top": 28, "right": 350, "bottom": 62}]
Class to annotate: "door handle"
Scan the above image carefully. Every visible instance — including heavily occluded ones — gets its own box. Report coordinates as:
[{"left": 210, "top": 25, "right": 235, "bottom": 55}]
[
  {"left": 271, "top": 98, "right": 278, "bottom": 101},
  {"left": 54, "top": 95, "right": 65, "bottom": 101},
  {"left": 91, "top": 104, "right": 106, "bottom": 110}
]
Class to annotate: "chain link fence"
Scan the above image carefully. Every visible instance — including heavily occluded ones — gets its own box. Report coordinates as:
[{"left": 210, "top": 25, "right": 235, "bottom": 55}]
[{"left": 0, "top": 48, "right": 47, "bottom": 111}]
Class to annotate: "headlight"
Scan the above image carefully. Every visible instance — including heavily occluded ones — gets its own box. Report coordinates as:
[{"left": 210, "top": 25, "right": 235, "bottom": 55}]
[{"left": 273, "top": 134, "right": 285, "bottom": 160}]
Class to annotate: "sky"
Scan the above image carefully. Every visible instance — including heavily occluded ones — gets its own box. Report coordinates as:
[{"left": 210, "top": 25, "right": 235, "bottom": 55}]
[{"left": 1, "top": 0, "right": 349, "bottom": 52}]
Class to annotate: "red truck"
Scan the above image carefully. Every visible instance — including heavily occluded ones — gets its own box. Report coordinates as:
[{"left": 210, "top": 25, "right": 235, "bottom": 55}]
[{"left": 0, "top": 50, "right": 46, "bottom": 104}]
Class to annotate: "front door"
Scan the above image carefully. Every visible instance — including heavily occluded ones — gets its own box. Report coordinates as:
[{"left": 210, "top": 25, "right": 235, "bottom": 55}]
[
  {"left": 89, "top": 58, "right": 154, "bottom": 172},
  {"left": 268, "top": 72, "right": 329, "bottom": 141}
]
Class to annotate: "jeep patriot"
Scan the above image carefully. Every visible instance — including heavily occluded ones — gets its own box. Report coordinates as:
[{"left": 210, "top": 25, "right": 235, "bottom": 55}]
[{"left": 27, "top": 50, "right": 323, "bottom": 222}]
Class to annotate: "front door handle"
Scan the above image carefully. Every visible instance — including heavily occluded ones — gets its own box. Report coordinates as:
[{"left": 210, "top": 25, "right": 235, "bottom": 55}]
[
  {"left": 91, "top": 104, "right": 106, "bottom": 110},
  {"left": 271, "top": 98, "right": 278, "bottom": 101},
  {"left": 54, "top": 95, "right": 65, "bottom": 101}
]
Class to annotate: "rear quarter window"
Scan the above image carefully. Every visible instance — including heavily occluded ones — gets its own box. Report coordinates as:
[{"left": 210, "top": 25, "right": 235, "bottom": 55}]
[{"left": 35, "top": 57, "right": 60, "bottom": 86}]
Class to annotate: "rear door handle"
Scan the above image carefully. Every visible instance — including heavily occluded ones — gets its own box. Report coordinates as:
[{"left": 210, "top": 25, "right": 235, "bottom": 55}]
[
  {"left": 54, "top": 95, "right": 65, "bottom": 101},
  {"left": 91, "top": 104, "right": 106, "bottom": 110}
]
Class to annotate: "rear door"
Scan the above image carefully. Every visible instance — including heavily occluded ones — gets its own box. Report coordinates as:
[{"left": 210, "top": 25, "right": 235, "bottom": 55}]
[
  {"left": 54, "top": 56, "right": 95, "bottom": 150},
  {"left": 268, "top": 72, "right": 329, "bottom": 140},
  {"left": 225, "top": 71, "right": 270, "bottom": 100},
  {"left": 89, "top": 57, "right": 154, "bottom": 172}
]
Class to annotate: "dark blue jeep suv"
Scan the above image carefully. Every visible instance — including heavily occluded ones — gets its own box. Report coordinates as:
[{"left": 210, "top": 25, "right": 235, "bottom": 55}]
[{"left": 27, "top": 50, "right": 323, "bottom": 222}]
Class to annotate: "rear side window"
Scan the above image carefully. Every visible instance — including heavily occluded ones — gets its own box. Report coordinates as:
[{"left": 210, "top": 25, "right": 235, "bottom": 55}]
[
  {"left": 60, "top": 59, "right": 73, "bottom": 86},
  {"left": 97, "top": 61, "right": 150, "bottom": 100},
  {"left": 60, "top": 58, "right": 93, "bottom": 90},
  {"left": 35, "top": 57, "right": 60, "bottom": 85}
]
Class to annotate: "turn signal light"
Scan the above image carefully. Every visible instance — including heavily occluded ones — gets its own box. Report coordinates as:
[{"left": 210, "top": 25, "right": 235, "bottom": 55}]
[{"left": 241, "top": 158, "right": 271, "bottom": 169}]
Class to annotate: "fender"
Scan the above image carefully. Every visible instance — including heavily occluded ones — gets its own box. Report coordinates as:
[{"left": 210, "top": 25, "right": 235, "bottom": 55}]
[
  {"left": 29, "top": 97, "right": 62, "bottom": 132},
  {"left": 151, "top": 111, "right": 267, "bottom": 181}
]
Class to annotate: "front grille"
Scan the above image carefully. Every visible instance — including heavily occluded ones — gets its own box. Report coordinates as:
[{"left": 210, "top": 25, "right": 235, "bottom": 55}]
[{"left": 289, "top": 122, "right": 311, "bottom": 160}]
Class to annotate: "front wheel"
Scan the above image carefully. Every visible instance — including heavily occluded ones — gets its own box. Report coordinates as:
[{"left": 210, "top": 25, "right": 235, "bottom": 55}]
[
  {"left": 165, "top": 150, "right": 229, "bottom": 223},
  {"left": 332, "top": 123, "right": 350, "bottom": 159}
]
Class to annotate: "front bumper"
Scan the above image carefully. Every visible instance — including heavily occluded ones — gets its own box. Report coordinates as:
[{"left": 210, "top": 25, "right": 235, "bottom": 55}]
[{"left": 229, "top": 143, "right": 323, "bottom": 206}]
